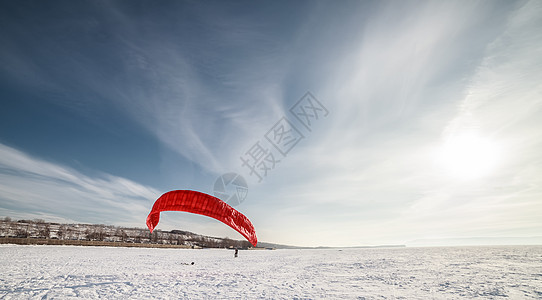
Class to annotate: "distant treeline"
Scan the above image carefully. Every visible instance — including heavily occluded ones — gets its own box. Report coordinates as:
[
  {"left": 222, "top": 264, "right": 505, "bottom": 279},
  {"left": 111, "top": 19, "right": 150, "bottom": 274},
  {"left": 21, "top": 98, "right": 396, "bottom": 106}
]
[
  {"left": 0, "top": 217, "right": 253, "bottom": 249},
  {"left": 0, "top": 237, "right": 193, "bottom": 249}
]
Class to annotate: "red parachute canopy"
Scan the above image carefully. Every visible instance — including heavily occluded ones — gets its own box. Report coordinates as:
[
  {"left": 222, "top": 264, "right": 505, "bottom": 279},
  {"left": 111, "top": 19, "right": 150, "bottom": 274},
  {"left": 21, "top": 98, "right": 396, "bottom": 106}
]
[{"left": 146, "top": 190, "right": 257, "bottom": 247}]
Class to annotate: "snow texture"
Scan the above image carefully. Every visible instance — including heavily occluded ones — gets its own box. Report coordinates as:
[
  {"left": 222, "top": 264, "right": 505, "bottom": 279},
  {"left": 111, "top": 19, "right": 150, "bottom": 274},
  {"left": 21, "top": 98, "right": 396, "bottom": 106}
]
[{"left": 1, "top": 245, "right": 541, "bottom": 299}]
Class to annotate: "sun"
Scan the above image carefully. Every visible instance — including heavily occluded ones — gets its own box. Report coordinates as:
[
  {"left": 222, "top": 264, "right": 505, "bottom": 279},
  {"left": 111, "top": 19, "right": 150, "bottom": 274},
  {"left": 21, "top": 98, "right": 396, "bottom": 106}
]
[{"left": 436, "top": 132, "right": 500, "bottom": 180}]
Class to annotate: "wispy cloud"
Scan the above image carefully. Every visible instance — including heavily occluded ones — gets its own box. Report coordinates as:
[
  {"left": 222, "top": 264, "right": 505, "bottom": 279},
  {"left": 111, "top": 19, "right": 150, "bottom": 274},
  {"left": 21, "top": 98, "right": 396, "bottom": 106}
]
[
  {"left": 245, "top": 0, "right": 542, "bottom": 246},
  {"left": 0, "top": 143, "right": 160, "bottom": 226},
  {"left": 101, "top": 1, "right": 301, "bottom": 175},
  {"left": 0, "top": 2, "right": 293, "bottom": 176}
]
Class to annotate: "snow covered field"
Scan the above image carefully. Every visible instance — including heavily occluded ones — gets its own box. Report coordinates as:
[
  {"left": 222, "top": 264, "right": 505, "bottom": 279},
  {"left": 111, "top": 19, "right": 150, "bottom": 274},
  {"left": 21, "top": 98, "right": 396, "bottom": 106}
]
[{"left": 1, "top": 245, "right": 541, "bottom": 299}]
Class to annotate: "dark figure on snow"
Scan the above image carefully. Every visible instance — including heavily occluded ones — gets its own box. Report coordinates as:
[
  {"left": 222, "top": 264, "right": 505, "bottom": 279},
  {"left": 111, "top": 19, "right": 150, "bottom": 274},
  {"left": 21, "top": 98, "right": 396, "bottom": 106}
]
[{"left": 234, "top": 248, "right": 239, "bottom": 258}]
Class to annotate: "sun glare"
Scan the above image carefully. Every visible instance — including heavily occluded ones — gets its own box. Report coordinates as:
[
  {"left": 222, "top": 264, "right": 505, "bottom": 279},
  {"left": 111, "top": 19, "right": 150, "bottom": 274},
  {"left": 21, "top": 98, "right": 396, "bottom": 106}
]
[{"left": 436, "top": 132, "right": 500, "bottom": 180}]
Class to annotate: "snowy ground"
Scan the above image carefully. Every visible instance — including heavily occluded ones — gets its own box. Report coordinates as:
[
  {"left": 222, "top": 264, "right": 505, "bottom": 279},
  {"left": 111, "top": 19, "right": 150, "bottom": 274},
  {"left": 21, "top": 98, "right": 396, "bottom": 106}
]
[{"left": 0, "top": 245, "right": 541, "bottom": 299}]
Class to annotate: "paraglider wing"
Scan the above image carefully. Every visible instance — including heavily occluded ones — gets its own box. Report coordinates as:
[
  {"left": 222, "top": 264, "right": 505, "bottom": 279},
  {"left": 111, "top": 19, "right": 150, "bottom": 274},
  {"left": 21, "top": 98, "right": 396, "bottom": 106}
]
[{"left": 146, "top": 190, "right": 257, "bottom": 247}]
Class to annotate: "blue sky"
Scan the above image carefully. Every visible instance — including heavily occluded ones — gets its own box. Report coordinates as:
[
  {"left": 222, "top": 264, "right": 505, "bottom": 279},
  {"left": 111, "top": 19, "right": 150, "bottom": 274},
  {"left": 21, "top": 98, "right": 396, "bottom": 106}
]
[{"left": 1, "top": 0, "right": 541, "bottom": 247}]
